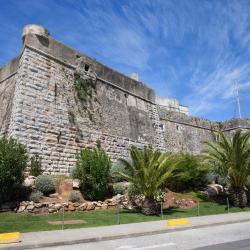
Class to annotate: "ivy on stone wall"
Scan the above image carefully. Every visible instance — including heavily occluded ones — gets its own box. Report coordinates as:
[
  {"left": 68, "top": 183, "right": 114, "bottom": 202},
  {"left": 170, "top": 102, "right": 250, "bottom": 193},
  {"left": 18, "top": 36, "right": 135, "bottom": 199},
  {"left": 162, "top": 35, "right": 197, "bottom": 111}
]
[{"left": 74, "top": 72, "right": 96, "bottom": 121}]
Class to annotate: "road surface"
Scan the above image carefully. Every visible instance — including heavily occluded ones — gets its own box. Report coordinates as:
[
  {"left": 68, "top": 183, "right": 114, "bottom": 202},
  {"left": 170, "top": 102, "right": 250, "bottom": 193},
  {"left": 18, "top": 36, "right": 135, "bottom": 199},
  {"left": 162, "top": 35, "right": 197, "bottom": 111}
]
[{"left": 37, "top": 221, "right": 250, "bottom": 249}]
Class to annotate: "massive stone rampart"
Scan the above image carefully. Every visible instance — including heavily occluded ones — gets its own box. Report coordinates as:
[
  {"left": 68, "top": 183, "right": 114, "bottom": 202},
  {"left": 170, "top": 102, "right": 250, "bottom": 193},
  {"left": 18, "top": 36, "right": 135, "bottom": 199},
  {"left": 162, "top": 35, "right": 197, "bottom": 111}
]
[{"left": 0, "top": 24, "right": 249, "bottom": 174}]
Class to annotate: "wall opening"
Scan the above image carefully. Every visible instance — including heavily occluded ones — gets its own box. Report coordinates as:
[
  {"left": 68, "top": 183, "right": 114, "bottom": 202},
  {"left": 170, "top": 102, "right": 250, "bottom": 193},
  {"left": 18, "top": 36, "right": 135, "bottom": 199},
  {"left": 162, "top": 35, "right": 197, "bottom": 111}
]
[{"left": 84, "top": 64, "right": 90, "bottom": 72}]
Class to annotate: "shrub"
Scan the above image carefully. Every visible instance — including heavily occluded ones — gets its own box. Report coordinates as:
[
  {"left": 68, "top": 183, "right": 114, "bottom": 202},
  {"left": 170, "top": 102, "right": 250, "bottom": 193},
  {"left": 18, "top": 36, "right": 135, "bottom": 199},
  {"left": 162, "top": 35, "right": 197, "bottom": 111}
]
[
  {"left": 167, "top": 154, "right": 210, "bottom": 191},
  {"left": 0, "top": 138, "right": 28, "bottom": 202},
  {"left": 29, "top": 191, "right": 43, "bottom": 202},
  {"left": 29, "top": 154, "right": 43, "bottom": 176},
  {"left": 113, "top": 182, "right": 126, "bottom": 195},
  {"left": 69, "top": 191, "right": 80, "bottom": 202},
  {"left": 111, "top": 160, "right": 131, "bottom": 182},
  {"left": 72, "top": 143, "right": 111, "bottom": 201},
  {"left": 35, "top": 175, "right": 55, "bottom": 195}
]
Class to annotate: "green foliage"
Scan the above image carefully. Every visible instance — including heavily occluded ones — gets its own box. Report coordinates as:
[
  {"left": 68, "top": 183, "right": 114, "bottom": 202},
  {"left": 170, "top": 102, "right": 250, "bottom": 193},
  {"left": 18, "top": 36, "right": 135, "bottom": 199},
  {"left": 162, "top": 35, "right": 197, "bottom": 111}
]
[
  {"left": 69, "top": 191, "right": 80, "bottom": 202},
  {"left": 74, "top": 72, "right": 96, "bottom": 122},
  {"left": 29, "top": 191, "right": 43, "bottom": 202},
  {"left": 113, "top": 146, "right": 175, "bottom": 199},
  {"left": 203, "top": 130, "right": 250, "bottom": 189},
  {"left": 203, "top": 130, "right": 250, "bottom": 207},
  {"left": 73, "top": 144, "right": 112, "bottom": 201},
  {"left": 35, "top": 175, "right": 55, "bottom": 195},
  {"left": 29, "top": 154, "right": 43, "bottom": 177},
  {"left": 74, "top": 72, "right": 96, "bottom": 103},
  {"left": 111, "top": 160, "right": 131, "bottom": 182},
  {"left": 0, "top": 138, "right": 28, "bottom": 202},
  {"left": 68, "top": 110, "right": 76, "bottom": 125},
  {"left": 113, "top": 182, "right": 126, "bottom": 195},
  {"left": 167, "top": 154, "right": 210, "bottom": 191}
]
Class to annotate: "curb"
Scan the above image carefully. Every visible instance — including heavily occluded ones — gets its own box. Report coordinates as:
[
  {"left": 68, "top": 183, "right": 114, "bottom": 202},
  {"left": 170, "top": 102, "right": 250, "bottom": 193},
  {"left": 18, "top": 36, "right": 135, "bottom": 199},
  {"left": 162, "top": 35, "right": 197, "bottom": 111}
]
[{"left": 2, "top": 218, "right": 250, "bottom": 250}]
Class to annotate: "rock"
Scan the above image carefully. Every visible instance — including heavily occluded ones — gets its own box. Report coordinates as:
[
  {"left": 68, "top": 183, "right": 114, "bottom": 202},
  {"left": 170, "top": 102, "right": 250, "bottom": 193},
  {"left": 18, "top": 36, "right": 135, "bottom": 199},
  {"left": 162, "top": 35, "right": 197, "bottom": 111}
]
[
  {"left": 17, "top": 205, "right": 26, "bottom": 213},
  {"left": 101, "top": 204, "right": 108, "bottom": 210},
  {"left": 49, "top": 193, "right": 59, "bottom": 198},
  {"left": 23, "top": 176, "right": 36, "bottom": 187},
  {"left": 203, "top": 184, "right": 225, "bottom": 197},
  {"left": 34, "top": 203, "right": 43, "bottom": 208},
  {"left": 54, "top": 203, "right": 62, "bottom": 210},
  {"left": 73, "top": 202, "right": 80, "bottom": 207},
  {"left": 78, "top": 203, "right": 87, "bottom": 211},
  {"left": 26, "top": 205, "right": 35, "bottom": 211},
  {"left": 68, "top": 205, "right": 75, "bottom": 211},
  {"left": 48, "top": 203, "right": 55, "bottom": 208},
  {"left": 86, "top": 202, "right": 95, "bottom": 210},
  {"left": 72, "top": 179, "right": 80, "bottom": 189},
  {"left": 48, "top": 208, "right": 57, "bottom": 213}
]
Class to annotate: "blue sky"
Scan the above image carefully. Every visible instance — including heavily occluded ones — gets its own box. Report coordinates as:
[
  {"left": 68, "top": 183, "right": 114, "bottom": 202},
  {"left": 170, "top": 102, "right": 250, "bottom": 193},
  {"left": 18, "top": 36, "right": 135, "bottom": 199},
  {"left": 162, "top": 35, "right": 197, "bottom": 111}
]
[{"left": 1, "top": 0, "right": 250, "bottom": 121}]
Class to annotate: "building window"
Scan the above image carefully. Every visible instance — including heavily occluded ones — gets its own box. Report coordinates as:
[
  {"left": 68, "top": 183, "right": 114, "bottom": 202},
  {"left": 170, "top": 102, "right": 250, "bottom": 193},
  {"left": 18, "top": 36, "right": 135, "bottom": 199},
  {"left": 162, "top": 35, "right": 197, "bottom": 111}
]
[
  {"left": 159, "top": 123, "right": 165, "bottom": 131},
  {"left": 84, "top": 64, "right": 90, "bottom": 72}
]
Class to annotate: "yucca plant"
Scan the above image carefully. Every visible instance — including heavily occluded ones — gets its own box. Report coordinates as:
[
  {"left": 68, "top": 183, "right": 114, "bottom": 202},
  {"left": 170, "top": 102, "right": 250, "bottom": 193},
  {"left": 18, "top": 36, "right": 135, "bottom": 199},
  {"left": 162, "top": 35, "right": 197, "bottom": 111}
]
[
  {"left": 203, "top": 130, "right": 250, "bottom": 207},
  {"left": 113, "top": 146, "right": 175, "bottom": 215}
]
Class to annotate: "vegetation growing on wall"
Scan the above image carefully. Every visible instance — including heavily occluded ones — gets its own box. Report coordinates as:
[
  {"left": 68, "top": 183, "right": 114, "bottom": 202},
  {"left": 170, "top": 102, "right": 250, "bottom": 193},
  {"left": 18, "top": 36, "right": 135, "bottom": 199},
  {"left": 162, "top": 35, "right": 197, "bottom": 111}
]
[
  {"left": 68, "top": 110, "right": 76, "bottom": 125},
  {"left": 74, "top": 72, "right": 96, "bottom": 121}
]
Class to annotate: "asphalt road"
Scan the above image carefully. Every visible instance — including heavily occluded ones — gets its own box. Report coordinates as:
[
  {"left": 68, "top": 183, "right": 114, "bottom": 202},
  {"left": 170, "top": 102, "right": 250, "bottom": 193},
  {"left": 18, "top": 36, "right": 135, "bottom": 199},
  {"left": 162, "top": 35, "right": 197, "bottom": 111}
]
[{"left": 37, "top": 221, "right": 250, "bottom": 250}]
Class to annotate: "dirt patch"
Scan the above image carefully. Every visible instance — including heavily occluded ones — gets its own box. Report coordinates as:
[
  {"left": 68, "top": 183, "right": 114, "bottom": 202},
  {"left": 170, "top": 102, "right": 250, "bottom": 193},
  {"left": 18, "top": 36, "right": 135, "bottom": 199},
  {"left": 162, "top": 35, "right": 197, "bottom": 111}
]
[{"left": 47, "top": 219, "right": 86, "bottom": 225}]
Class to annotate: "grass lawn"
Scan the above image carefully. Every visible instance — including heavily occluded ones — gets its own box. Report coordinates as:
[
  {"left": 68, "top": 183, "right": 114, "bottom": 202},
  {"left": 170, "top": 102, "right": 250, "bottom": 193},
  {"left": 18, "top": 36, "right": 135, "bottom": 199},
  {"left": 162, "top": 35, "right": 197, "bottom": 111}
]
[{"left": 1, "top": 197, "right": 250, "bottom": 233}]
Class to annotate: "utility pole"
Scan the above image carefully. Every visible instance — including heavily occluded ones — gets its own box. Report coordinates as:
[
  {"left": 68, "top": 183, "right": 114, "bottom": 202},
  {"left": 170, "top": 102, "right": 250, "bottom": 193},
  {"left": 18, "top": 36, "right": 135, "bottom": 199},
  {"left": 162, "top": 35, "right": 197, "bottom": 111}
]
[{"left": 234, "top": 80, "right": 242, "bottom": 119}]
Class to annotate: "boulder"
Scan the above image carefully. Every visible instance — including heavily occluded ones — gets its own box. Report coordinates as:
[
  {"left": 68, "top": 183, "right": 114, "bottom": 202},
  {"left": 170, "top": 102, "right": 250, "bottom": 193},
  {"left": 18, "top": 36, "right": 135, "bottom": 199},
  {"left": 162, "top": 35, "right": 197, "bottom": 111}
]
[
  {"left": 26, "top": 204, "right": 35, "bottom": 211},
  {"left": 72, "top": 179, "right": 80, "bottom": 189},
  {"left": 203, "top": 184, "right": 225, "bottom": 198},
  {"left": 49, "top": 193, "right": 59, "bottom": 198},
  {"left": 86, "top": 202, "right": 95, "bottom": 210},
  {"left": 23, "top": 176, "right": 36, "bottom": 187},
  {"left": 54, "top": 203, "right": 62, "bottom": 210},
  {"left": 78, "top": 203, "right": 87, "bottom": 211},
  {"left": 17, "top": 205, "right": 26, "bottom": 213}
]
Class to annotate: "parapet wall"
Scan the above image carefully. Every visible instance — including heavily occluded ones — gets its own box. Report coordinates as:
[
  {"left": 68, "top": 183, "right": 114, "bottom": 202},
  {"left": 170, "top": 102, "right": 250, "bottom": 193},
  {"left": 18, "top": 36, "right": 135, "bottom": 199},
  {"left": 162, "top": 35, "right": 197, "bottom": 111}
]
[{"left": 0, "top": 24, "right": 249, "bottom": 174}]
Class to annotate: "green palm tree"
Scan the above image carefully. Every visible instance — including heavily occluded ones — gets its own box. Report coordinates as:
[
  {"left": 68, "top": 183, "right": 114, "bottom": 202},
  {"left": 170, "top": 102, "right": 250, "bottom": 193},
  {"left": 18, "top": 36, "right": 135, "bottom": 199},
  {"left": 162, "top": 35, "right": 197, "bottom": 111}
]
[
  {"left": 203, "top": 130, "right": 250, "bottom": 207},
  {"left": 113, "top": 146, "right": 175, "bottom": 215}
]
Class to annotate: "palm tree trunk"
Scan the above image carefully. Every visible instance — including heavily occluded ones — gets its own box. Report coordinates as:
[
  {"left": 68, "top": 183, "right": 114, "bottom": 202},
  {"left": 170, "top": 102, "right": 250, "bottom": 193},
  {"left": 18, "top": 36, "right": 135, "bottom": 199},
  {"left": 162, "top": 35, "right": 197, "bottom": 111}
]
[
  {"left": 142, "top": 197, "right": 160, "bottom": 215},
  {"left": 229, "top": 188, "right": 247, "bottom": 207}
]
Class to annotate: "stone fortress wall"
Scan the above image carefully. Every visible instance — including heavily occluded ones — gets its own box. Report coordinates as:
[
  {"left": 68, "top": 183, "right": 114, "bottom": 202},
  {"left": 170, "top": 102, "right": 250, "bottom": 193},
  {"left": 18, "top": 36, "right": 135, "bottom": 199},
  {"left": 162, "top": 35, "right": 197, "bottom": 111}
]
[{"left": 1, "top": 25, "right": 250, "bottom": 174}]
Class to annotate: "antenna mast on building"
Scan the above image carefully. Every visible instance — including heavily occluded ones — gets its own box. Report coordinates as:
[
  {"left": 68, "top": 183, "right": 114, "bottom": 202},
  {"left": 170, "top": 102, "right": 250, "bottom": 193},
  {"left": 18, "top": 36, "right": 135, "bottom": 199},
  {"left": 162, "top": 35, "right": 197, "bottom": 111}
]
[{"left": 234, "top": 80, "right": 242, "bottom": 119}]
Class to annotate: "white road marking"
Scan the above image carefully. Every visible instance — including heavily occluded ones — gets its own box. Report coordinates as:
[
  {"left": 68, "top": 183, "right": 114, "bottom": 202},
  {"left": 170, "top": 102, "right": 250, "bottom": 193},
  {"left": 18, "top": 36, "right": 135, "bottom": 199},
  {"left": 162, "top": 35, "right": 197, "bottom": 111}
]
[
  {"left": 117, "top": 246, "right": 137, "bottom": 249},
  {"left": 116, "top": 242, "right": 176, "bottom": 250}
]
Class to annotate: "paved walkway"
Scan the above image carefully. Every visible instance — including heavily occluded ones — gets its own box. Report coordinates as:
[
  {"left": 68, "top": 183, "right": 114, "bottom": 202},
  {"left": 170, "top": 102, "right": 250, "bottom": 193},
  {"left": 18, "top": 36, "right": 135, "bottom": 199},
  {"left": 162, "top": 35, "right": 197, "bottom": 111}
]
[{"left": 2, "top": 211, "right": 250, "bottom": 250}]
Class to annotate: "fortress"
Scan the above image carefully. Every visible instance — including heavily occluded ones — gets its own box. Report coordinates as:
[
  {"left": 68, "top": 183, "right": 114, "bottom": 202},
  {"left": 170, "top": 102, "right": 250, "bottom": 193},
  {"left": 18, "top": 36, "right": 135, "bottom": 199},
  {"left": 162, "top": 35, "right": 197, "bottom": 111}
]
[{"left": 1, "top": 24, "right": 250, "bottom": 174}]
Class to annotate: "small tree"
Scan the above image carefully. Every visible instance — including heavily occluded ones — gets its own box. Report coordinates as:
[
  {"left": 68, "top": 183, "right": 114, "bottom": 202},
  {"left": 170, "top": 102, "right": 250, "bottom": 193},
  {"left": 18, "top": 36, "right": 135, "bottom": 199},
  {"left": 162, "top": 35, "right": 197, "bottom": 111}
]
[
  {"left": 203, "top": 130, "right": 250, "bottom": 207},
  {"left": 29, "top": 154, "right": 43, "bottom": 176},
  {"left": 167, "top": 154, "right": 210, "bottom": 191},
  {"left": 113, "top": 146, "right": 175, "bottom": 215},
  {"left": 73, "top": 142, "right": 111, "bottom": 201},
  {"left": 0, "top": 138, "right": 28, "bottom": 202}
]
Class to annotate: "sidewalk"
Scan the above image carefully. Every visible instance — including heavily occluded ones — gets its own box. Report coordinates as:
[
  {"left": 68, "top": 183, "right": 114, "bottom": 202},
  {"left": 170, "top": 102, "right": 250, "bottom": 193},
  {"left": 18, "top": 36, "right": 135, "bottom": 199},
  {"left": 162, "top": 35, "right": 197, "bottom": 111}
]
[{"left": 2, "top": 211, "right": 250, "bottom": 250}]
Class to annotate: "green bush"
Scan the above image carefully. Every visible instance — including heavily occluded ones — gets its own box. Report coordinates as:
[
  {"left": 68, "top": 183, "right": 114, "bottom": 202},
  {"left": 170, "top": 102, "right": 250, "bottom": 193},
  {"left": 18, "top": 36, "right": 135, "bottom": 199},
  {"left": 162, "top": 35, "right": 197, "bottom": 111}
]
[
  {"left": 69, "top": 191, "right": 80, "bottom": 202},
  {"left": 29, "top": 154, "right": 43, "bottom": 176},
  {"left": 113, "top": 182, "right": 126, "bottom": 195},
  {"left": 29, "top": 191, "right": 43, "bottom": 202},
  {"left": 111, "top": 160, "right": 131, "bottom": 182},
  {"left": 72, "top": 143, "right": 111, "bottom": 201},
  {"left": 35, "top": 175, "right": 55, "bottom": 195},
  {"left": 167, "top": 154, "right": 210, "bottom": 191},
  {"left": 0, "top": 138, "right": 28, "bottom": 202}
]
